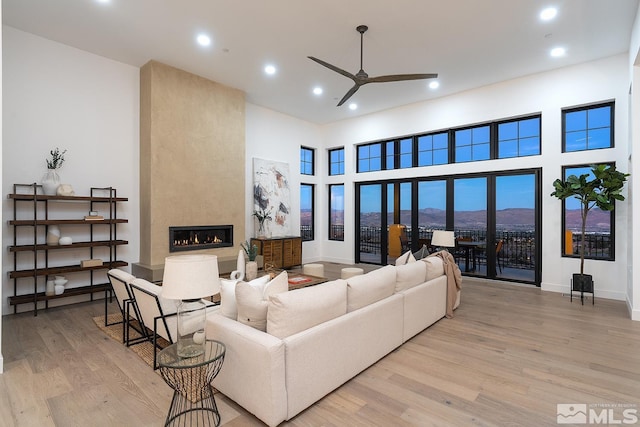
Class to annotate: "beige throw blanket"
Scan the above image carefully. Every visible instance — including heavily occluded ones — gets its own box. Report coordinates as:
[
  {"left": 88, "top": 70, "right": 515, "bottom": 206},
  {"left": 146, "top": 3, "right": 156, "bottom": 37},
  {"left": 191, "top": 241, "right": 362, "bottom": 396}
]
[{"left": 428, "top": 250, "right": 462, "bottom": 318}]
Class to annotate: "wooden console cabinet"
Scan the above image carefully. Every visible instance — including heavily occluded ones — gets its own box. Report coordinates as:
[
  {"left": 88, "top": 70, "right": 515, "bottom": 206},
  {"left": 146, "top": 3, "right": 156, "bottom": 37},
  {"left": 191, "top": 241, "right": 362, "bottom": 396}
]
[{"left": 250, "top": 236, "right": 302, "bottom": 269}]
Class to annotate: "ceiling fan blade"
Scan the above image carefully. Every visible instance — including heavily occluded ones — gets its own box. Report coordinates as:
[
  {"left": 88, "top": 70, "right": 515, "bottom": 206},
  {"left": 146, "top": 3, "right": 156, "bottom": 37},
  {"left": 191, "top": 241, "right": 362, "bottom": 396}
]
[
  {"left": 366, "top": 73, "right": 438, "bottom": 83},
  {"left": 307, "top": 56, "right": 357, "bottom": 81},
  {"left": 337, "top": 84, "right": 361, "bottom": 106}
]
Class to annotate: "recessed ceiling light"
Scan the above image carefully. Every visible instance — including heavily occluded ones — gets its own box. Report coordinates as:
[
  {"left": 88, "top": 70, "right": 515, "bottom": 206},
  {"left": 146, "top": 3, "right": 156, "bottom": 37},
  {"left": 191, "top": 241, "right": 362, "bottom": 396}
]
[
  {"left": 95, "top": 0, "right": 111, "bottom": 3},
  {"left": 550, "top": 47, "right": 566, "bottom": 57},
  {"left": 540, "top": 7, "right": 558, "bottom": 21},
  {"left": 264, "top": 65, "right": 276, "bottom": 75},
  {"left": 196, "top": 34, "right": 211, "bottom": 47},
  {"left": 349, "top": 103, "right": 358, "bottom": 110},
  {"left": 429, "top": 81, "right": 440, "bottom": 89},
  {"left": 313, "top": 87, "right": 323, "bottom": 95}
]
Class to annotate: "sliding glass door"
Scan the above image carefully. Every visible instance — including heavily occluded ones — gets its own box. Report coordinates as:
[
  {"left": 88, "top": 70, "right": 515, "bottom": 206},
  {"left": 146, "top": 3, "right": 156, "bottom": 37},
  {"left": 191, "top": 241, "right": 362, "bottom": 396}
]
[{"left": 355, "top": 169, "right": 541, "bottom": 286}]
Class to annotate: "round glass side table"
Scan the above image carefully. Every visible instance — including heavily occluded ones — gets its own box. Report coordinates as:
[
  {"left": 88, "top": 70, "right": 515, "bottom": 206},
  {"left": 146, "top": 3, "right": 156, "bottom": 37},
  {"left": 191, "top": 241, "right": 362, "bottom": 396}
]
[{"left": 158, "top": 339, "right": 226, "bottom": 426}]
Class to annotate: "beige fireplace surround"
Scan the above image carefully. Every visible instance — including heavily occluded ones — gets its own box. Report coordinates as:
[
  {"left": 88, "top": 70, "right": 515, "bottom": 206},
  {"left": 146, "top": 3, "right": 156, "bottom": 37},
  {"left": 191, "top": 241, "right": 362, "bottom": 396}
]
[{"left": 133, "top": 60, "right": 246, "bottom": 281}]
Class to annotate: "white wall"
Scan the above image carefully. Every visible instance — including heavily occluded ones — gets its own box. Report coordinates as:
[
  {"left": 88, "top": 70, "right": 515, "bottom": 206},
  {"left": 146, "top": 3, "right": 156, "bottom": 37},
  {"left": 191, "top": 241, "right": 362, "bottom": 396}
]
[
  {"left": 1, "top": 1, "right": 4, "bottom": 373},
  {"left": 321, "top": 54, "right": 631, "bottom": 301},
  {"left": 244, "top": 103, "right": 323, "bottom": 262},
  {"left": 628, "top": 6, "right": 640, "bottom": 320},
  {"left": 2, "top": 27, "right": 140, "bottom": 314}
]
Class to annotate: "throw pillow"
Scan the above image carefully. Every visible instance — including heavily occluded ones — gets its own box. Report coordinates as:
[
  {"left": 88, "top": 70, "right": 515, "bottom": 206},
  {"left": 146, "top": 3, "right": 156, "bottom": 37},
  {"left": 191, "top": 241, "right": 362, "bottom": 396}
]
[
  {"left": 219, "top": 278, "right": 239, "bottom": 319},
  {"left": 235, "top": 275, "right": 270, "bottom": 330},
  {"left": 413, "top": 244, "right": 430, "bottom": 260},
  {"left": 235, "top": 272, "right": 288, "bottom": 331},
  {"left": 395, "top": 250, "right": 416, "bottom": 266}
]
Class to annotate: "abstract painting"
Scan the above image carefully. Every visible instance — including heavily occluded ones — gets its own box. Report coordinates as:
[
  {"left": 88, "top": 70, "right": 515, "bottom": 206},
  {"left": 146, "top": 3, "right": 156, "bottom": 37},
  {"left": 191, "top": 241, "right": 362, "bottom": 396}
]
[{"left": 253, "top": 158, "right": 291, "bottom": 237}]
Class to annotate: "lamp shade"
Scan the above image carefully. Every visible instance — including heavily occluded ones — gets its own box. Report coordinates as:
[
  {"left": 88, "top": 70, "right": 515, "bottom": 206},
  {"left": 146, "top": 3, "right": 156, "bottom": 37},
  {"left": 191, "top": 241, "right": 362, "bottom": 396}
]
[
  {"left": 161, "top": 254, "right": 220, "bottom": 300},
  {"left": 431, "top": 230, "right": 455, "bottom": 248}
]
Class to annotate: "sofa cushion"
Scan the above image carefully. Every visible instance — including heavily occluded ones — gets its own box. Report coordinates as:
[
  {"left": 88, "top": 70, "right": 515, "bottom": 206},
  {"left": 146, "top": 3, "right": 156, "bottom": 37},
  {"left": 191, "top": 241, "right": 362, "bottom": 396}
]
[
  {"left": 346, "top": 265, "right": 396, "bottom": 312},
  {"left": 219, "top": 278, "right": 239, "bottom": 319},
  {"left": 236, "top": 272, "right": 288, "bottom": 331},
  {"left": 267, "top": 279, "right": 347, "bottom": 339},
  {"left": 395, "top": 260, "right": 427, "bottom": 292},
  {"left": 395, "top": 250, "right": 416, "bottom": 266},
  {"left": 423, "top": 256, "right": 445, "bottom": 281}
]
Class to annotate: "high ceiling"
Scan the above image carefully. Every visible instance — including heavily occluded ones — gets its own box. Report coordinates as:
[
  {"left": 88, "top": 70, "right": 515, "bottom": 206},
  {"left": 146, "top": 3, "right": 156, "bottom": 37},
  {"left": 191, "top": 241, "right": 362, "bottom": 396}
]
[{"left": 3, "top": 0, "right": 639, "bottom": 124}]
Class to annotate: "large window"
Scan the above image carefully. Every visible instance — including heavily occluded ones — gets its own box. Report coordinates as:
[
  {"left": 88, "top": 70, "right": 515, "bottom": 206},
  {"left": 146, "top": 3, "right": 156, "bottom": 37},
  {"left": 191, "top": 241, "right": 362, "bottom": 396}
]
[
  {"left": 356, "top": 113, "right": 541, "bottom": 171},
  {"left": 563, "top": 102, "right": 614, "bottom": 152},
  {"left": 329, "top": 184, "right": 344, "bottom": 241},
  {"left": 300, "top": 146, "right": 314, "bottom": 175},
  {"left": 417, "top": 132, "right": 448, "bottom": 166},
  {"left": 357, "top": 143, "right": 382, "bottom": 172},
  {"left": 561, "top": 164, "right": 614, "bottom": 260},
  {"left": 300, "top": 184, "right": 314, "bottom": 241},
  {"left": 498, "top": 116, "right": 541, "bottom": 158},
  {"left": 329, "top": 148, "right": 344, "bottom": 175},
  {"left": 454, "top": 125, "right": 490, "bottom": 162}
]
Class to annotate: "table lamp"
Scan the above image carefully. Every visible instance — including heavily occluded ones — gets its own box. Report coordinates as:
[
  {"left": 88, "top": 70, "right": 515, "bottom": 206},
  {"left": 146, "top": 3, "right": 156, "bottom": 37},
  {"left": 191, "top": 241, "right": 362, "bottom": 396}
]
[
  {"left": 161, "top": 254, "right": 220, "bottom": 357},
  {"left": 431, "top": 230, "right": 455, "bottom": 251}
]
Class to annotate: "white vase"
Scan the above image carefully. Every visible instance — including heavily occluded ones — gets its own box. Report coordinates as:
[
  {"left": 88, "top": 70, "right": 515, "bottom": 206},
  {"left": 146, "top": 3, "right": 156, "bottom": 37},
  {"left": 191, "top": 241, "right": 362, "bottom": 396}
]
[
  {"left": 47, "top": 225, "right": 61, "bottom": 245},
  {"left": 42, "top": 169, "right": 61, "bottom": 195},
  {"left": 246, "top": 261, "right": 258, "bottom": 281}
]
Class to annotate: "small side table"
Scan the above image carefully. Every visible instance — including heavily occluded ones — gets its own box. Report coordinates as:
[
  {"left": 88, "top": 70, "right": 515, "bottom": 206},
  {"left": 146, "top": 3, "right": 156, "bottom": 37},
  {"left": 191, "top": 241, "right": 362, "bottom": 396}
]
[{"left": 158, "top": 339, "right": 226, "bottom": 426}]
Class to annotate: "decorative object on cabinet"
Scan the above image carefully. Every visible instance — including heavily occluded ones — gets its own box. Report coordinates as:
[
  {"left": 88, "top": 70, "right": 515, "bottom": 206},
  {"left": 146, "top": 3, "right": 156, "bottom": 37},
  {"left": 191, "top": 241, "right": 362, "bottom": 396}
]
[
  {"left": 250, "top": 236, "right": 302, "bottom": 269},
  {"left": 8, "top": 184, "right": 128, "bottom": 315}
]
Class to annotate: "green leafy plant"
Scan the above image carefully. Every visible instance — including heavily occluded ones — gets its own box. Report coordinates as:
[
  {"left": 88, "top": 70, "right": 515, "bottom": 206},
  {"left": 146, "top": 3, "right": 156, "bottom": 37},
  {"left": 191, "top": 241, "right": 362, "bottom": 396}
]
[
  {"left": 550, "top": 164, "right": 629, "bottom": 276},
  {"left": 241, "top": 240, "right": 258, "bottom": 261},
  {"left": 46, "top": 147, "right": 67, "bottom": 169}
]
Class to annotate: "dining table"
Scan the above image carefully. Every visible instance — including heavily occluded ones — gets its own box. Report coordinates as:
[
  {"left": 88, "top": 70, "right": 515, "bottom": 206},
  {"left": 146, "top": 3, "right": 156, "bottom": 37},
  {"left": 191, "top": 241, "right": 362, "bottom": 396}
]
[{"left": 456, "top": 240, "right": 486, "bottom": 272}]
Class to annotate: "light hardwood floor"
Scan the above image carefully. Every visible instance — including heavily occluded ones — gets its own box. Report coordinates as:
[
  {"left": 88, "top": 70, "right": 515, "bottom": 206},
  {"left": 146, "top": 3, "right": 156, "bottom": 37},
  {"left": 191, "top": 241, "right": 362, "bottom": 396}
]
[{"left": 2, "top": 263, "right": 640, "bottom": 426}]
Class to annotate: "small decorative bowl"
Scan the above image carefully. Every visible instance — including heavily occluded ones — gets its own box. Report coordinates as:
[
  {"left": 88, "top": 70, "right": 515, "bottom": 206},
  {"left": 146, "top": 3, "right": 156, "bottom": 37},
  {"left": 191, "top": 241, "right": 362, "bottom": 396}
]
[
  {"left": 54, "top": 278, "right": 68, "bottom": 286},
  {"left": 59, "top": 236, "right": 73, "bottom": 245}
]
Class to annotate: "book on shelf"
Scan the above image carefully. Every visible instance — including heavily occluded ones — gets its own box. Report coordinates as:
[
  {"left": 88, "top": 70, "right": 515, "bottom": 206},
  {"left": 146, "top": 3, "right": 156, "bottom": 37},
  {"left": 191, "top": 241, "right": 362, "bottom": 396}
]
[
  {"left": 288, "top": 276, "right": 312, "bottom": 285},
  {"left": 84, "top": 215, "right": 104, "bottom": 221}
]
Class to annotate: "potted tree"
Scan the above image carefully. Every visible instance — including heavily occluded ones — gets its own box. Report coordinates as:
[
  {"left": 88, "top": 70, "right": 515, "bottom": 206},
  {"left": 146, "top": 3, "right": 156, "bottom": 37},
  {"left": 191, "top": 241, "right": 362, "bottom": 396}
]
[{"left": 551, "top": 164, "right": 629, "bottom": 298}]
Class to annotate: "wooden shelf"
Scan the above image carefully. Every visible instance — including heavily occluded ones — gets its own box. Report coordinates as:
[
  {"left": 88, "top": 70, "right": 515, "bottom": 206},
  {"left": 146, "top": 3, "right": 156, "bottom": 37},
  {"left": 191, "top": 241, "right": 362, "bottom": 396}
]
[
  {"left": 8, "top": 185, "right": 128, "bottom": 315},
  {"left": 8, "top": 282, "right": 111, "bottom": 306},
  {"left": 9, "top": 219, "right": 128, "bottom": 226},
  {"left": 9, "top": 240, "right": 129, "bottom": 252},
  {"left": 9, "top": 261, "right": 128, "bottom": 279},
  {"left": 8, "top": 193, "right": 128, "bottom": 202}
]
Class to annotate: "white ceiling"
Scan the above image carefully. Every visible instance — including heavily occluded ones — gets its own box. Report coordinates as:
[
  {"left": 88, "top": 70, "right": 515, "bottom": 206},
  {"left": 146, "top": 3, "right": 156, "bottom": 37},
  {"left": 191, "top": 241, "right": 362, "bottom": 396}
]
[{"left": 3, "top": 0, "right": 639, "bottom": 125}]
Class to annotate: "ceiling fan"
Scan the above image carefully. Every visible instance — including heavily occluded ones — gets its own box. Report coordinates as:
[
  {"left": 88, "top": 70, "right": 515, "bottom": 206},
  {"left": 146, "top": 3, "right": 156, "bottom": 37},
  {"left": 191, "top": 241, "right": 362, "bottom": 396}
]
[{"left": 308, "top": 25, "right": 438, "bottom": 107}]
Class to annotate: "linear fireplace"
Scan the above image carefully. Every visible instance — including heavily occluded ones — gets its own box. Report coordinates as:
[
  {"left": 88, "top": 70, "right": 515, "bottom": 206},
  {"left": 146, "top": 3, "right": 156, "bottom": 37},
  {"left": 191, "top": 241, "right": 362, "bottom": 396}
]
[{"left": 169, "top": 225, "right": 233, "bottom": 252}]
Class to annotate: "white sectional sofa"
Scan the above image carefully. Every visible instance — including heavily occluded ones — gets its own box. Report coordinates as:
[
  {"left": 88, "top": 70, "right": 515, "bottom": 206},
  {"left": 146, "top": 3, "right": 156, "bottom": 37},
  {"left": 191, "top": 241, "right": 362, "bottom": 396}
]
[{"left": 206, "top": 255, "right": 461, "bottom": 426}]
